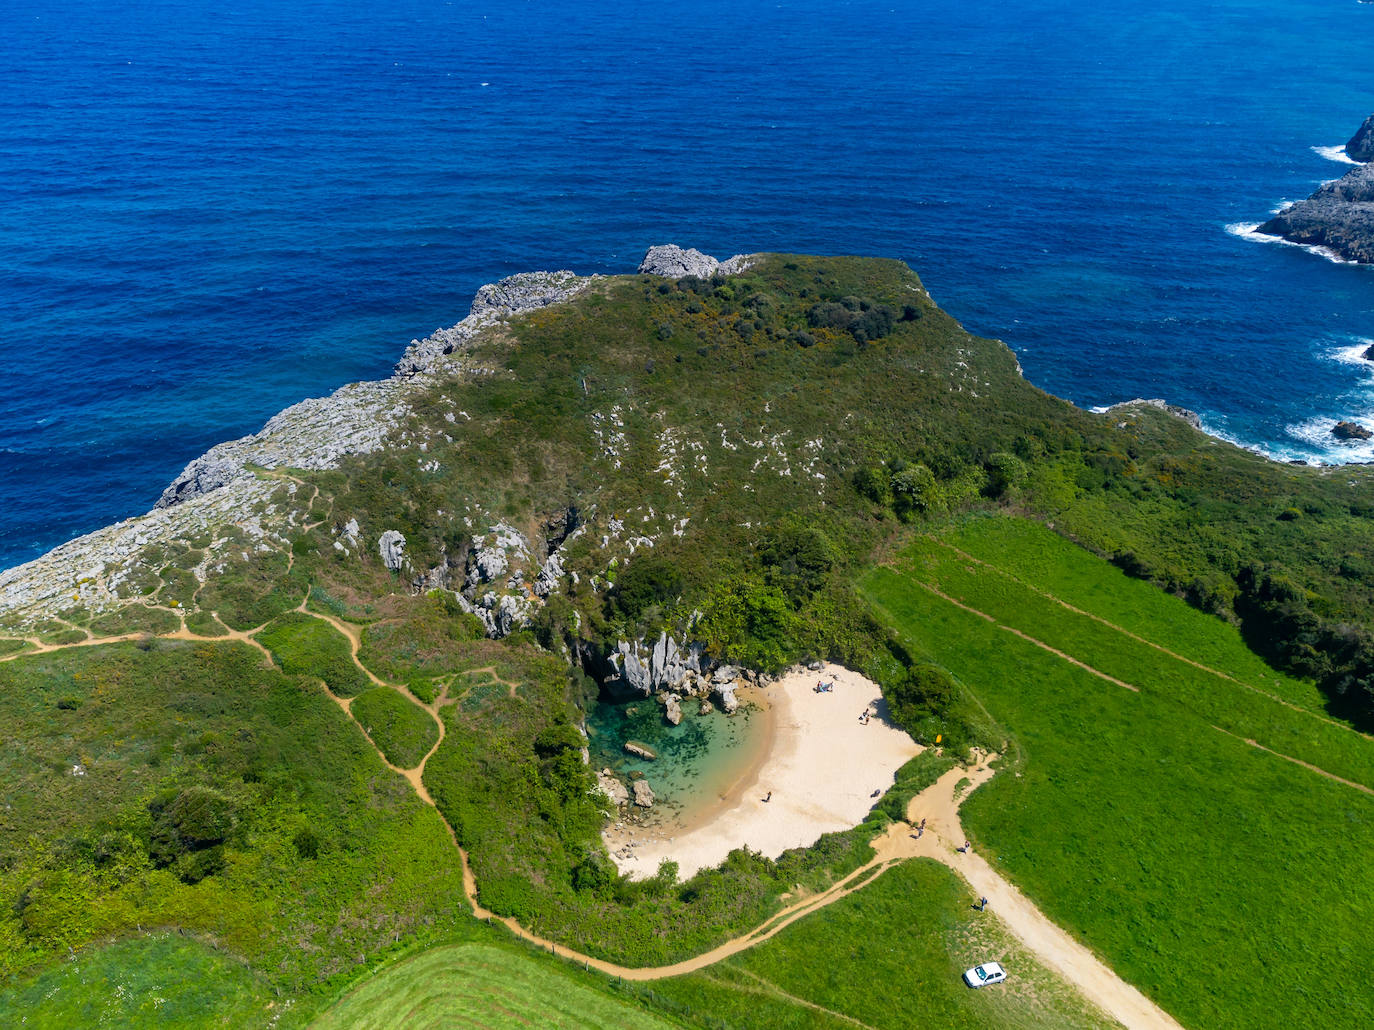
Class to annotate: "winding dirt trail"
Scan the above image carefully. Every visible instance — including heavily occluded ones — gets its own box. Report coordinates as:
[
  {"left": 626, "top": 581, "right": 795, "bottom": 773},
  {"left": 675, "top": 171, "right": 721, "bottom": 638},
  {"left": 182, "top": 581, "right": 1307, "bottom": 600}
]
[{"left": 1, "top": 600, "right": 1183, "bottom": 1026}]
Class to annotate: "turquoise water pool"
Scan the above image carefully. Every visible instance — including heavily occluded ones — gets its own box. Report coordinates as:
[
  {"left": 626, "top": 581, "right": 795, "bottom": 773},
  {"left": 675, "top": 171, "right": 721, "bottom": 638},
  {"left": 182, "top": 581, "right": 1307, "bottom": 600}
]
[{"left": 585, "top": 693, "right": 767, "bottom": 827}]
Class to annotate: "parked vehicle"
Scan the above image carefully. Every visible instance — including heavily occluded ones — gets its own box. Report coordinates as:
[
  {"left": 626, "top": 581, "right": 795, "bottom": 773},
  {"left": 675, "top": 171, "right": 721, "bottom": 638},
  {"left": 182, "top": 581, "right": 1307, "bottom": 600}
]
[{"left": 962, "top": 961, "right": 1006, "bottom": 988}]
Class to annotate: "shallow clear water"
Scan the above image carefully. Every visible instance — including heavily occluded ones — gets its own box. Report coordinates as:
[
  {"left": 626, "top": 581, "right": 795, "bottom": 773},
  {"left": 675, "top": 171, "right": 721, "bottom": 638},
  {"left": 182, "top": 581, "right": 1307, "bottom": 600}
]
[
  {"left": 586, "top": 695, "right": 765, "bottom": 827},
  {"left": 2, "top": 0, "right": 1373, "bottom": 569}
]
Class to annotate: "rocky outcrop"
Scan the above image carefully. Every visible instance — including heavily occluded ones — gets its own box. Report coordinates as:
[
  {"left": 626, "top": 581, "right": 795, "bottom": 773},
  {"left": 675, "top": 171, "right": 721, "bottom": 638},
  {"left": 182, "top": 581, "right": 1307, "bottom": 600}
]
[
  {"left": 624, "top": 741, "right": 657, "bottom": 761},
  {"left": 601, "top": 631, "right": 708, "bottom": 698},
  {"left": 396, "top": 270, "right": 594, "bottom": 376},
  {"left": 632, "top": 780, "right": 655, "bottom": 808},
  {"left": 1104, "top": 398, "right": 1203, "bottom": 430},
  {"left": 1, "top": 477, "right": 281, "bottom": 619},
  {"left": 1257, "top": 161, "right": 1374, "bottom": 264},
  {"left": 663, "top": 694, "right": 683, "bottom": 726},
  {"left": 711, "top": 665, "right": 741, "bottom": 714},
  {"left": 1332, "top": 420, "right": 1373, "bottom": 441},
  {"left": 1346, "top": 114, "right": 1374, "bottom": 163},
  {"left": 595, "top": 769, "right": 630, "bottom": 807},
  {"left": 637, "top": 244, "right": 754, "bottom": 280},
  {"left": 378, "top": 530, "right": 407, "bottom": 572},
  {"left": 157, "top": 379, "right": 412, "bottom": 508}
]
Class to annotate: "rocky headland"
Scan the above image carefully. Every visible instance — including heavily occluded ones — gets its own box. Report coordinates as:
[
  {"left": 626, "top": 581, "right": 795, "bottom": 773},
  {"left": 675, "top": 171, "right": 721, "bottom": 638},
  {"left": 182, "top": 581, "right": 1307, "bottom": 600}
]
[
  {"left": 1347, "top": 114, "right": 1374, "bottom": 163},
  {"left": 1256, "top": 119, "right": 1374, "bottom": 264},
  {"left": 0, "top": 244, "right": 758, "bottom": 705}
]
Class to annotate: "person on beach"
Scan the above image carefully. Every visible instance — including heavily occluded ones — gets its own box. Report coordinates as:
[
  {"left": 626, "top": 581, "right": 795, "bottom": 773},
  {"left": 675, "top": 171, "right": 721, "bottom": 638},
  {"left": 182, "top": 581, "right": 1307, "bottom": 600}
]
[{"left": 764, "top": 791, "right": 772, "bottom": 803}]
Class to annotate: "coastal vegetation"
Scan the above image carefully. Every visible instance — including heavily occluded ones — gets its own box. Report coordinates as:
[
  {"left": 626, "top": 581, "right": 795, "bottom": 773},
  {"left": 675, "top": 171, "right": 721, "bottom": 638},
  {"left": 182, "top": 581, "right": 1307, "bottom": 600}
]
[{"left": 2, "top": 253, "right": 1372, "bottom": 1026}]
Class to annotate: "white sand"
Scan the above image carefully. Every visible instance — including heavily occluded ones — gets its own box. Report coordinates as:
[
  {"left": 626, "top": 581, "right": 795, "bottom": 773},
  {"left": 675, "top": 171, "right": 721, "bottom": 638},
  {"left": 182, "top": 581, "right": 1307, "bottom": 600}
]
[{"left": 605, "top": 663, "right": 920, "bottom": 879}]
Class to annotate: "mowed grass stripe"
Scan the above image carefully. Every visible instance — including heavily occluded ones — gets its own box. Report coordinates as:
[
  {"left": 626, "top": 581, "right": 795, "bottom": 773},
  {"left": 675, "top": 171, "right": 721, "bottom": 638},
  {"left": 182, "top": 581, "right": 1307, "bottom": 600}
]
[
  {"left": 311, "top": 943, "right": 678, "bottom": 1030},
  {"left": 939, "top": 515, "right": 1328, "bottom": 713},
  {"left": 862, "top": 565, "right": 1374, "bottom": 1030},
  {"left": 936, "top": 534, "right": 1361, "bottom": 732},
  {"left": 896, "top": 532, "right": 1374, "bottom": 792}
]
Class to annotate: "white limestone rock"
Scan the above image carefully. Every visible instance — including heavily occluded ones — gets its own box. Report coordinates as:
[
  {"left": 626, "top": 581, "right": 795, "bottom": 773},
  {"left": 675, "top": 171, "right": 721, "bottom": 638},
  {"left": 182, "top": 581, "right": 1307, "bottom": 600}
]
[
  {"left": 378, "top": 530, "right": 407, "bottom": 572},
  {"left": 595, "top": 768, "right": 630, "bottom": 807},
  {"left": 632, "top": 780, "right": 656, "bottom": 808},
  {"left": 637, "top": 244, "right": 755, "bottom": 279}
]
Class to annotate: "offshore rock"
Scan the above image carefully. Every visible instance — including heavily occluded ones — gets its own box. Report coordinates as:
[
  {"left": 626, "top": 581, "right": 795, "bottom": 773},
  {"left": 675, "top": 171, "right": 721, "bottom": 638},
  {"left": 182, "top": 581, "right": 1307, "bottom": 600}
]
[
  {"left": 1347, "top": 114, "right": 1374, "bottom": 163},
  {"left": 632, "top": 780, "right": 656, "bottom": 808},
  {"left": 378, "top": 530, "right": 407, "bottom": 572},
  {"left": 1257, "top": 162, "right": 1374, "bottom": 264},
  {"left": 1332, "top": 421, "right": 1373, "bottom": 441},
  {"left": 624, "top": 741, "right": 657, "bottom": 761},
  {"left": 637, "top": 244, "right": 755, "bottom": 279}
]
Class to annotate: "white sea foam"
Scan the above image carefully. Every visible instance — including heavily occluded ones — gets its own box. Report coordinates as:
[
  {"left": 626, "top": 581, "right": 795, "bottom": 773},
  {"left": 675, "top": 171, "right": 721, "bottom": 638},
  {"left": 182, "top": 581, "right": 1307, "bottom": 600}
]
[
  {"left": 1329, "top": 337, "right": 1374, "bottom": 368},
  {"left": 1285, "top": 416, "right": 1374, "bottom": 464},
  {"left": 1312, "top": 144, "right": 1361, "bottom": 166},
  {"left": 1227, "top": 221, "right": 1364, "bottom": 267}
]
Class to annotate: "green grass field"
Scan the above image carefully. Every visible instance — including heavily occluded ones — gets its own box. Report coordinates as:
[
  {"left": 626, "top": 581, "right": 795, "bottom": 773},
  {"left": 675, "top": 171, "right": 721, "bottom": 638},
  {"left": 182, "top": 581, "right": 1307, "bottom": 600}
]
[
  {"left": 862, "top": 516, "right": 1374, "bottom": 1030},
  {"left": 896, "top": 521, "right": 1374, "bottom": 790},
  {"left": 0, "top": 933, "right": 274, "bottom": 1029},
  {"left": 311, "top": 943, "right": 680, "bottom": 1029},
  {"left": 647, "top": 859, "right": 1116, "bottom": 1030}
]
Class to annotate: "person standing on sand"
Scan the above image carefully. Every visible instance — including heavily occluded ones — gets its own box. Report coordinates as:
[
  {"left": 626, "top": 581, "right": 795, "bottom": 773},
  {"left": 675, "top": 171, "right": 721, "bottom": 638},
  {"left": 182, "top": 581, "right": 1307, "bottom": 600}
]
[{"left": 764, "top": 791, "right": 772, "bottom": 803}]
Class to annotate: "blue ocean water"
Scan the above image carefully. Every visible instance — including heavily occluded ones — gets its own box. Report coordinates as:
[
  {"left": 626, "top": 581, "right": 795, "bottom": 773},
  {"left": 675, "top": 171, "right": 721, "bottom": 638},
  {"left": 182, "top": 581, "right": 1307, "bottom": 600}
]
[{"left": 1, "top": 0, "right": 1371, "bottom": 571}]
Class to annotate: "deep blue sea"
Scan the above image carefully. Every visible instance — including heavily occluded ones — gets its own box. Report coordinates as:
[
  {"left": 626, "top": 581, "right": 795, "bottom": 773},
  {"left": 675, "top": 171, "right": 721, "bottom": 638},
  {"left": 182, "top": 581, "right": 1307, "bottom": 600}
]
[{"left": 2, "top": 0, "right": 1372, "bottom": 571}]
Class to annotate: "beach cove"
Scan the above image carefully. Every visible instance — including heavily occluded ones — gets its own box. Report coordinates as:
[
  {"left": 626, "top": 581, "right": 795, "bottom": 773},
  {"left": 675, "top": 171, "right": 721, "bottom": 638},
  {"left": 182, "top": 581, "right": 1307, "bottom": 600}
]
[{"left": 603, "top": 663, "right": 921, "bottom": 880}]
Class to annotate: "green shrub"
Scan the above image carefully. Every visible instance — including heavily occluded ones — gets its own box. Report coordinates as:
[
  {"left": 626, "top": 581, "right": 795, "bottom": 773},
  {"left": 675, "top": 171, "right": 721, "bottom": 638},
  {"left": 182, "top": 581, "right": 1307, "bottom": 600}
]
[
  {"left": 351, "top": 686, "right": 440, "bottom": 768},
  {"left": 258, "top": 613, "right": 369, "bottom": 697}
]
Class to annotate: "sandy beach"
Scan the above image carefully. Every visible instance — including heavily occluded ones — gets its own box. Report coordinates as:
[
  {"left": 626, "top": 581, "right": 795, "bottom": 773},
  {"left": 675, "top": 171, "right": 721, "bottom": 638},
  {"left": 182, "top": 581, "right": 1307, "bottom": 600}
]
[{"left": 604, "top": 663, "right": 920, "bottom": 879}]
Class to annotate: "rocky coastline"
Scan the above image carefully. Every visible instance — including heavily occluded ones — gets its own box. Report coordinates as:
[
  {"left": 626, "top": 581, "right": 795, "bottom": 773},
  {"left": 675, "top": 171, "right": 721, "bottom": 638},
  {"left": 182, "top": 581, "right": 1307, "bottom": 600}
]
[
  {"left": 0, "top": 245, "right": 753, "bottom": 640},
  {"left": 1255, "top": 116, "right": 1374, "bottom": 265}
]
